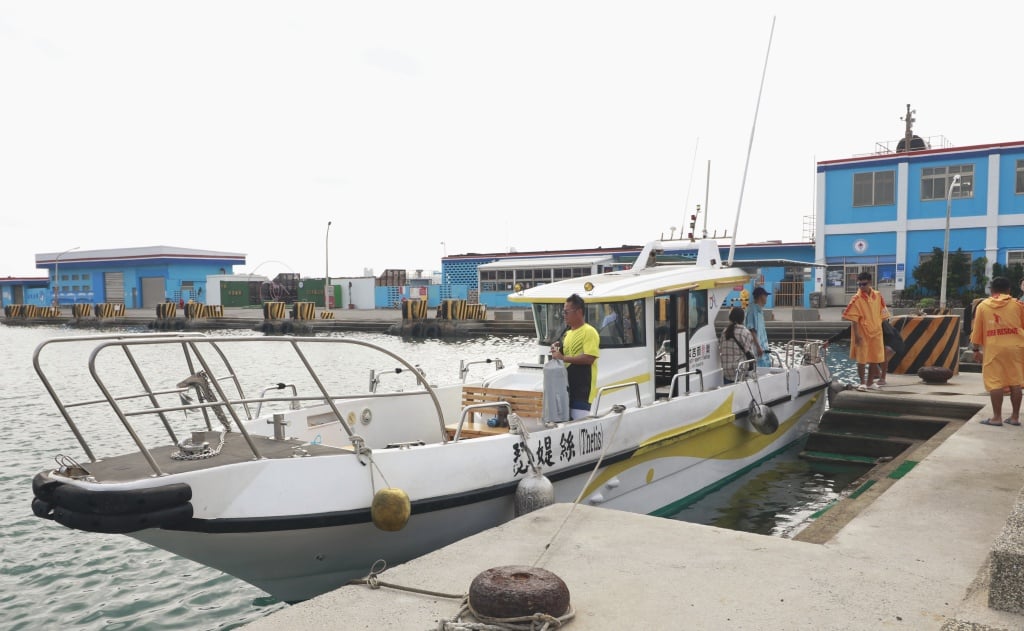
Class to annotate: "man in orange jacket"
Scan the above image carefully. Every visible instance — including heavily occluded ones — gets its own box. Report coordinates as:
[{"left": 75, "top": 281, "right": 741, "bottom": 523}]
[
  {"left": 841, "top": 271, "right": 888, "bottom": 391},
  {"left": 971, "top": 276, "right": 1024, "bottom": 426}
]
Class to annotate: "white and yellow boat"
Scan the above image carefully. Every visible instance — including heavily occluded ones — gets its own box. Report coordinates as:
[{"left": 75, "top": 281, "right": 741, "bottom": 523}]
[{"left": 30, "top": 239, "right": 830, "bottom": 603}]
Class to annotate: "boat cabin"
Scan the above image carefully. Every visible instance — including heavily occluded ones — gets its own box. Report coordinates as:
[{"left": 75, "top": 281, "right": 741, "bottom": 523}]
[{"left": 502, "top": 240, "right": 751, "bottom": 409}]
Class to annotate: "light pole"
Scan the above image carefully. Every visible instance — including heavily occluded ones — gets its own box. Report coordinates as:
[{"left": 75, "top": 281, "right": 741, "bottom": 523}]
[
  {"left": 53, "top": 246, "right": 79, "bottom": 308},
  {"left": 325, "top": 221, "right": 333, "bottom": 309},
  {"left": 939, "top": 174, "right": 962, "bottom": 312}
]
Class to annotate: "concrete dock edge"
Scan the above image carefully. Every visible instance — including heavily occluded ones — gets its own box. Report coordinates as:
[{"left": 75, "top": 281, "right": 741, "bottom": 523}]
[{"left": 244, "top": 372, "right": 1024, "bottom": 630}]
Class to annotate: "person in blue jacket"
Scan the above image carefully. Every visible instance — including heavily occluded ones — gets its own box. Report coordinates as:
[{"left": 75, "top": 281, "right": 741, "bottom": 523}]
[{"left": 745, "top": 287, "right": 771, "bottom": 367}]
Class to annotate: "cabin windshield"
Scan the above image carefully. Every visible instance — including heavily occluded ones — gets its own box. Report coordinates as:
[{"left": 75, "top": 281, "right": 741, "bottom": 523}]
[{"left": 533, "top": 299, "right": 646, "bottom": 348}]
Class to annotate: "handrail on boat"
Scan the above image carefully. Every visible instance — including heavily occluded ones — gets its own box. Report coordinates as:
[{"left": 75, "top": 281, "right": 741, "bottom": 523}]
[
  {"left": 451, "top": 401, "right": 512, "bottom": 442},
  {"left": 783, "top": 339, "right": 825, "bottom": 367},
  {"left": 734, "top": 358, "right": 759, "bottom": 384},
  {"left": 254, "top": 383, "right": 301, "bottom": 417},
  {"left": 591, "top": 381, "right": 641, "bottom": 417},
  {"left": 668, "top": 369, "right": 704, "bottom": 398},
  {"left": 458, "top": 357, "right": 505, "bottom": 383},
  {"left": 32, "top": 332, "right": 208, "bottom": 465},
  {"left": 34, "top": 334, "right": 450, "bottom": 477}
]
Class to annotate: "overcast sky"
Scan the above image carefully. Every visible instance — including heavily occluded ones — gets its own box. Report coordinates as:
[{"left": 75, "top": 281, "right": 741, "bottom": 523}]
[{"left": 2, "top": 2, "right": 1022, "bottom": 279}]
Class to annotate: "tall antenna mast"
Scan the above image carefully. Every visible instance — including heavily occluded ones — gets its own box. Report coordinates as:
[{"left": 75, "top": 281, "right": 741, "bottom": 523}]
[
  {"left": 703, "top": 159, "right": 711, "bottom": 238},
  {"left": 727, "top": 16, "right": 776, "bottom": 267},
  {"left": 682, "top": 137, "right": 700, "bottom": 230},
  {"left": 900, "top": 104, "right": 915, "bottom": 153}
]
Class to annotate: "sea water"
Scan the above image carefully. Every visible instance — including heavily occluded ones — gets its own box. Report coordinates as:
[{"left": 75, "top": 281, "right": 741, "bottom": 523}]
[{"left": 0, "top": 325, "right": 859, "bottom": 630}]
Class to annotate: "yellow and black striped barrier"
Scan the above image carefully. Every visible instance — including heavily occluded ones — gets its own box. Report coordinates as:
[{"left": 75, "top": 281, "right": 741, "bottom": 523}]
[
  {"left": 205, "top": 304, "right": 224, "bottom": 318},
  {"left": 465, "top": 304, "right": 487, "bottom": 320},
  {"left": 185, "top": 302, "right": 206, "bottom": 319},
  {"left": 263, "top": 301, "right": 287, "bottom": 320},
  {"left": 41, "top": 306, "right": 61, "bottom": 318},
  {"left": 402, "top": 299, "right": 429, "bottom": 320},
  {"left": 320, "top": 310, "right": 335, "bottom": 319},
  {"left": 890, "top": 314, "right": 960, "bottom": 375},
  {"left": 156, "top": 302, "right": 177, "bottom": 320},
  {"left": 23, "top": 305, "right": 40, "bottom": 318},
  {"left": 4, "top": 304, "right": 25, "bottom": 318},
  {"left": 439, "top": 299, "right": 467, "bottom": 320},
  {"left": 71, "top": 303, "right": 92, "bottom": 318},
  {"left": 95, "top": 303, "right": 123, "bottom": 318},
  {"left": 292, "top": 302, "right": 316, "bottom": 320}
]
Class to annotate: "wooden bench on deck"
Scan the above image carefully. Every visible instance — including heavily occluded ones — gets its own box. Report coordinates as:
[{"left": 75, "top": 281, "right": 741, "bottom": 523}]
[{"left": 446, "top": 386, "right": 545, "bottom": 440}]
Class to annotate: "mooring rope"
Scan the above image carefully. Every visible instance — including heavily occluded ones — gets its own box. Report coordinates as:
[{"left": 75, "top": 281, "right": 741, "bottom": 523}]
[
  {"left": 347, "top": 560, "right": 465, "bottom": 600},
  {"left": 350, "top": 434, "right": 393, "bottom": 491},
  {"left": 349, "top": 407, "right": 626, "bottom": 629},
  {"left": 435, "top": 597, "right": 576, "bottom": 631},
  {"left": 531, "top": 405, "right": 625, "bottom": 569}
]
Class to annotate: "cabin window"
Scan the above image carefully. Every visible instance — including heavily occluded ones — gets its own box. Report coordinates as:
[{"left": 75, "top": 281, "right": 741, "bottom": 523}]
[
  {"left": 921, "top": 165, "right": 974, "bottom": 201},
  {"left": 533, "top": 300, "right": 644, "bottom": 348},
  {"left": 853, "top": 170, "right": 895, "bottom": 207},
  {"left": 688, "top": 290, "right": 708, "bottom": 337}
]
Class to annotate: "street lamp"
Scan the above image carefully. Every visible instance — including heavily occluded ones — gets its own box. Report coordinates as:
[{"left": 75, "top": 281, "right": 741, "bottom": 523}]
[
  {"left": 53, "top": 246, "right": 79, "bottom": 308},
  {"left": 939, "top": 174, "right": 962, "bottom": 312},
  {"left": 325, "top": 221, "right": 333, "bottom": 309}
]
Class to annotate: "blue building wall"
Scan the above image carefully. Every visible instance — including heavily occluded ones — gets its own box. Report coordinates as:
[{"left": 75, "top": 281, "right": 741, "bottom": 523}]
[
  {"left": 445, "top": 242, "right": 816, "bottom": 310},
  {"left": 999, "top": 148, "right": 1024, "bottom": 215},
  {"left": 817, "top": 138, "right": 1024, "bottom": 305},
  {"left": 35, "top": 247, "right": 244, "bottom": 308},
  {"left": 906, "top": 151, "right": 988, "bottom": 222},
  {"left": 824, "top": 162, "right": 900, "bottom": 225}
]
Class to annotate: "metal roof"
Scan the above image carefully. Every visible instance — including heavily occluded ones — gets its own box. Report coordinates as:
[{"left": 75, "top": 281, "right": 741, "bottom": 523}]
[{"left": 35, "top": 246, "right": 246, "bottom": 267}]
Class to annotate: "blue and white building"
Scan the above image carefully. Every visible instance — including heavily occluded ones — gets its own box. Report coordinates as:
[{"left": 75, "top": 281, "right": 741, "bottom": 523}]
[
  {"left": 815, "top": 136, "right": 1024, "bottom": 307},
  {"left": 442, "top": 240, "right": 817, "bottom": 309},
  {"left": 35, "top": 246, "right": 246, "bottom": 308}
]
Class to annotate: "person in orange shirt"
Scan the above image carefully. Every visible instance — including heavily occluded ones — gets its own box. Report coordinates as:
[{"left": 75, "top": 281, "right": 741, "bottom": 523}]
[
  {"left": 841, "top": 271, "right": 888, "bottom": 391},
  {"left": 970, "top": 276, "right": 1024, "bottom": 426}
]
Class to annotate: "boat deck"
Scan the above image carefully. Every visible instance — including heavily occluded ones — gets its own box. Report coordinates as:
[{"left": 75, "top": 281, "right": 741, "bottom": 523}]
[{"left": 79, "top": 432, "right": 352, "bottom": 482}]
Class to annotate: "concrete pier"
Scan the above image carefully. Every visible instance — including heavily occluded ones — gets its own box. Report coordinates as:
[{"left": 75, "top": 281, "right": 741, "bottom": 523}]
[
  {"left": 3, "top": 305, "right": 861, "bottom": 339},
  {"left": 244, "top": 371, "right": 1024, "bottom": 630}
]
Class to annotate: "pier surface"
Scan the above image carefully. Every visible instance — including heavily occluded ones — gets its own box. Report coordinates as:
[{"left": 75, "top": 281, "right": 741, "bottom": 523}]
[{"left": 244, "top": 371, "right": 1023, "bottom": 630}]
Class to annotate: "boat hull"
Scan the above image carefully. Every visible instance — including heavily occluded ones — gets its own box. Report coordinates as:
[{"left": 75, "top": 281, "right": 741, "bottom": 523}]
[{"left": 121, "top": 385, "right": 825, "bottom": 602}]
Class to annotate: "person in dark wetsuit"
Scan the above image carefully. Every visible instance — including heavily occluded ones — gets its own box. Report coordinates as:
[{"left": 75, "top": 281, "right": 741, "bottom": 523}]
[{"left": 550, "top": 293, "right": 600, "bottom": 420}]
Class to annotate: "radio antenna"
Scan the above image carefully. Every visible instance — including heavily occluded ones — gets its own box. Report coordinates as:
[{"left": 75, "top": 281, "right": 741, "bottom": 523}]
[{"left": 727, "top": 16, "right": 776, "bottom": 267}]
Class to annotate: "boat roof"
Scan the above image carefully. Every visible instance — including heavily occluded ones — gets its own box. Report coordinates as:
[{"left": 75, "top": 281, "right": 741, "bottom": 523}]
[
  {"left": 508, "top": 240, "right": 751, "bottom": 304},
  {"left": 478, "top": 254, "right": 615, "bottom": 270}
]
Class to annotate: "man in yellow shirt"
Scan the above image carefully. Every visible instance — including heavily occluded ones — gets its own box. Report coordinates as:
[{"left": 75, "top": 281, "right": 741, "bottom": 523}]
[
  {"left": 841, "top": 272, "right": 888, "bottom": 391},
  {"left": 970, "top": 276, "right": 1024, "bottom": 426},
  {"left": 551, "top": 293, "right": 600, "bottom": 420}
]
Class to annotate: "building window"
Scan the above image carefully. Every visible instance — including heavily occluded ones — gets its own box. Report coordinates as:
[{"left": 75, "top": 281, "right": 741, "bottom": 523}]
[
  {"left": 921, "top": 164, "right": 974, "bottom": 201},
  {"left": 852, "top": 170, "right": 895, "bottom": 207},
  {"left": 1017, "top": 160, "right": 1024, "bottom": 194},
  {"left": 1008, "top": 251, "right": 1024, "bottom": 267}
]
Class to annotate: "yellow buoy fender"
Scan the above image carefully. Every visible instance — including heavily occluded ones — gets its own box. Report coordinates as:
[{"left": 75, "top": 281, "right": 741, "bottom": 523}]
[{"left": 371, "top": 488, "right": 411, "bottom": 531}]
